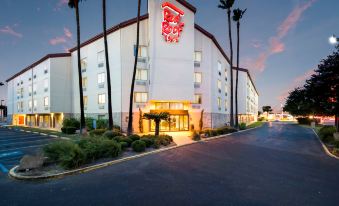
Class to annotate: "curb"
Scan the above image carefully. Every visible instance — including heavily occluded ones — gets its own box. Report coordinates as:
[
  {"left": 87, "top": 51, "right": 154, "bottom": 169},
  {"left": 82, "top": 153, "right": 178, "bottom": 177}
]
[
  {"left": 9, "top": 124, "right": 263, "bottom": 180},
  {"left": 311, "top": 128, "right": 339, "bottom": 160}
]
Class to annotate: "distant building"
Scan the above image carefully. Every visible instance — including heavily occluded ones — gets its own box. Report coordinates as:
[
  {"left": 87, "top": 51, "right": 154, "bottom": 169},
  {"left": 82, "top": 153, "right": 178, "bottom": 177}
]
[{"left": 5, "top": 0, "right": 259, "bottom": 132}]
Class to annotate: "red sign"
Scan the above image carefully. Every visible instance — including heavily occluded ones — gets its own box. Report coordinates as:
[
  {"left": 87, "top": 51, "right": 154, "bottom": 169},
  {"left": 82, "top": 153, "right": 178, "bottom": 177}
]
[{"left": 161, "top": 2, "right": 185, "bottom": 43}]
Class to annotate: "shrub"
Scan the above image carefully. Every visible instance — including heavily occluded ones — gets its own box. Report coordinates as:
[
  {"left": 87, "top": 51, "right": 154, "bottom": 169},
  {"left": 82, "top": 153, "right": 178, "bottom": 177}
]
[
  {"left": 129, "top": 134, "right": 140, "bottom": 141},
  {"left": 333, "top": 141, "right": 339, "bottom": 149},
  {"left": 63, "top": 118, "right": 80, "bottom": 129},
  {"left": 258, "top": 117, "right": 265, "bottom": 121},
  {"left": 85, "top": 117, "right": 95, "bottom": 131},
  {"left": 192, "top": 131, "right": 201, "bottom": 141},
  {"left": 239, "top": 123, "right": 247, "bottom": 130},
  {"left": 89, "top": 129, "right": 107, "bottom": 137},
  {"left": 43, "top": 140, "right": 85, "bottom": 169},
  {"left": 120, "top": 142, "right": 129, "bottom": 150},
  {"left": 157, "top": 135, "right": 172, "bottom": 146},
  {"left": 319, "top": 126, "right": 336, "bottom": 143},
  {"left": 296, "top": 117, "right": 311, "bottom": 125},
  {"left": 132, "top": 140, "right": 146, "bottom": 152},
  {"left": 121, "top": 137, "right": 133, "bottom": 146},
  {"left": 99, "top": 139, "right": 122, "bottom": 158},
  {"left": 103, "top": 131, "right": 122, "bottom": 139},
  {"left": 96, "top": 119, "right": 108, "bottom": 129},
  {"left": 78, "top": 137, "right": 121, "bottom": 161},
  {"left": 61, "top": 127, "right": 77, "bottom": 134},
  {"left": 113, "top": 136, "right": 125, "bottom": 142},
  {"left": 140, "top": 138, "right": 155, "bottom": 147}
]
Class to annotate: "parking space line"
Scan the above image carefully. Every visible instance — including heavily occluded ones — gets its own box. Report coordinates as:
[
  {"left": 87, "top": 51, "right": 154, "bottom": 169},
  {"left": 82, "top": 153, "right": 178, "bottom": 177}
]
[
  {"left": 0, "top": 135, "right": 54, "bottom": 142},
  {"left": 0, "top": 151, "right": 23, "bottom": 158},
  {"left": 0, "top": 138, "right": 57, "bottom": 147},
  {"left": 0, "top": 144, "right": 49, "bottom": 153}
]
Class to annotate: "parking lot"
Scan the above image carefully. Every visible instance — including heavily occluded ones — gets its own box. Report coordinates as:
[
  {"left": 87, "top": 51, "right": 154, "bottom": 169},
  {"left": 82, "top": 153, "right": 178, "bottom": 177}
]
[{"left": 0, "top": 127, "right": 57, "bottom": 175}]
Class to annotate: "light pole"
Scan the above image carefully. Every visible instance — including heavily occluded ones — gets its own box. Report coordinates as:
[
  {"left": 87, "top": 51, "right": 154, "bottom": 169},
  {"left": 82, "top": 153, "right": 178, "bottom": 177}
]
[{"left": 329, "top": 35, "right": 339, "bottom": 45}]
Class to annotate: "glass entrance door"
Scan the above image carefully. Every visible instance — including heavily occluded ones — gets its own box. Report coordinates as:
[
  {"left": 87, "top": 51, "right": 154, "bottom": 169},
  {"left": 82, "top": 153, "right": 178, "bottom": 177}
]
[{"left": 150, "top": 114, "right": 189, "bottom": 132}]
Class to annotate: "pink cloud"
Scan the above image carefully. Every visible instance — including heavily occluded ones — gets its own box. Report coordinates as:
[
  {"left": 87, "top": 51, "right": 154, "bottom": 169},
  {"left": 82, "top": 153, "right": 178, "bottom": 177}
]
[
  {"left": 49, "top": 36, "right": 67, "bottom": 45},
  {"left": 246, "top": 0, "right": 316, "bottom": 73},
  {"left": 0, "top": 26, "right": 23, "bottom": 38},
  {"left": 251, "top": 40, "right": 262, "bottom": 49},
  {"left": 64, "top": 27, "right": 72, "bottom": 39}
]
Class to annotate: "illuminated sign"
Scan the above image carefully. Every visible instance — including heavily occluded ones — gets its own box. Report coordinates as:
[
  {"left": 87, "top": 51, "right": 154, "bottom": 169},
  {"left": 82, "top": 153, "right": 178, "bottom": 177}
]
[{"left": 161, "top": 2, "right": 185, "bottom": 43}]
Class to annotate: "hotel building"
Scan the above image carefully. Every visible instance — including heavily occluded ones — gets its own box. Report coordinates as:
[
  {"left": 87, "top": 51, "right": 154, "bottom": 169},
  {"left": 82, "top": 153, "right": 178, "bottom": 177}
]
[{"left": 6, "top": 0, "right": 259, "bottom": 133}]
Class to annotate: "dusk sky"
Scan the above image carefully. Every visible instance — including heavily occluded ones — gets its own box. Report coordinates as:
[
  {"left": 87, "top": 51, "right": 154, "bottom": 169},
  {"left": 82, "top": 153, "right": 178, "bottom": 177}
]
[{"left": 0, "top": 0, "right": 338, "bottom": 111}]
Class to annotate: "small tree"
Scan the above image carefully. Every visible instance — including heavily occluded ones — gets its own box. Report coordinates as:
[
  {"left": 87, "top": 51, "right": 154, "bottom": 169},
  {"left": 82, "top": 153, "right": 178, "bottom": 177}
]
[
  {"left": 262, "top": 106, "right": 273, "bottom": 120},
  {"left": 138, "top": 107, "right": 143, "bottom": 133},
  {"left": 199, "top": 109, "right": 204, "bottom": 132},
  {"left": 143, "top": 112, "right": 169, "bottom": 136}
]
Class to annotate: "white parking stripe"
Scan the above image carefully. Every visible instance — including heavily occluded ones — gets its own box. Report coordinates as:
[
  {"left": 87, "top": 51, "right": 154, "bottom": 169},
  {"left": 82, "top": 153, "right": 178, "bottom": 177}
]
[
  {"left": 0, "top": 144, "right": 49, "bottom": 153},
  {"left": 0, "top": 138, "right": 57, "bottom": 147}
]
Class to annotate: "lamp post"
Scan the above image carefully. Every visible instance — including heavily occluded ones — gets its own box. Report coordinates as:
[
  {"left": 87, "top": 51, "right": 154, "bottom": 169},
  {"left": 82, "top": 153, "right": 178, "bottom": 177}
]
[{"left": 329, "top": 35, "right": 339, "bottom": 45}]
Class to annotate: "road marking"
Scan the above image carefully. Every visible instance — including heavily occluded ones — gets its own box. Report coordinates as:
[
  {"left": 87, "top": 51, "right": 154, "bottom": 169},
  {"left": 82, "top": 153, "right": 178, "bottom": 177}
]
[
  {"left": 0, "top": 163, "right": 9, "bottom": 173},
  {"left": 0, "top": 136, "right": 53, "bottom": 142},
  {"left": 0, "top": 144, "right": 49, "bottom": 153},
  {"left": 0, "top": 138, "right": 56, "bottom": 147},
  {"left": 0, "top": 151, "right": 23, "bottom": 159}
]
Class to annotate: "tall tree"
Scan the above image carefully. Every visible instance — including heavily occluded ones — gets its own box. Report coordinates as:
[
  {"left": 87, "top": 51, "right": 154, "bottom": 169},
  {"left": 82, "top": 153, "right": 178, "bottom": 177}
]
[
  {"left": 232, "top": 8, "right": 246, "bottom": 129},
  {"left": 127, "top": 0, "right": 142, "bottom": 135},
  {"left": 218, "top": 0, "right": 235, "bottom": 127},
  {"left": 102, "top": 0, "right": 114, "bottom": 130},
  {"left": 143, "top": 112, "right": 169, "bottom": 136},
  {"left": 68, "top": 0, "right": 85, "bottom": 134},
  {"left": 262, "top": 106, "right": 273, "bottom": 120}
]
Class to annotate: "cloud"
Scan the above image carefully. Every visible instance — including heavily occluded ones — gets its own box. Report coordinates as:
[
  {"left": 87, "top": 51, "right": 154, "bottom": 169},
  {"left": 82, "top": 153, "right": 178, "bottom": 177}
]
[
  {"left": 245, "top": 0, "right": 316, "bottom": 73},
  {"left": 49, "top": 27, "right": 72, "bottom": 46},
  {"left": 54, "top": 0, "right": 68, "bottom": 11},
  {"left": 251, "top": 40, "right": 262, "bottom": 48},
  {"left": 0, "top": 25, "right": 23, "bottom": 38},
  {"left": 49, "top": 36, "right": 67, "bottom": 45}
]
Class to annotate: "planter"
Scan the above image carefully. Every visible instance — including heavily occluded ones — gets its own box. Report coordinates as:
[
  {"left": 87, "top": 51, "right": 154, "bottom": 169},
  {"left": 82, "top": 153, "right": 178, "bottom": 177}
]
[{"left": 334, "top": 132, "right": 339, "bottom": 141}]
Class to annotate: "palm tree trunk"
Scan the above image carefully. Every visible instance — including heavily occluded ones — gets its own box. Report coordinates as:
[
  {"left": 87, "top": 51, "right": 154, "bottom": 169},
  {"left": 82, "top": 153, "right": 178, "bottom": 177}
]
[
  {"left": 75, "top": 2, "right": 85, "bottom": 134},
  {"left": 227, "top": 9, "right": 234, "bottom": 127},
  {"left": 102, "top": 0, "right": 113, "bottom": 130},
  {"left": 127, "top": 0, "right": 141, "bottom": 135},
  {"left": 235, "top": 21, "right": 240, "bottom": 129},
  {"left": 155, "top": 120, "right": 160, "bottom": 136}
]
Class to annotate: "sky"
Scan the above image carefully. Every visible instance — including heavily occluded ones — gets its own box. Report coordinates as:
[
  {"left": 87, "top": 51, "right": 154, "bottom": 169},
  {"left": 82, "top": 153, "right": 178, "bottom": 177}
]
[{"left": 0, "top": 0, "right": 338, "bottom": 112}]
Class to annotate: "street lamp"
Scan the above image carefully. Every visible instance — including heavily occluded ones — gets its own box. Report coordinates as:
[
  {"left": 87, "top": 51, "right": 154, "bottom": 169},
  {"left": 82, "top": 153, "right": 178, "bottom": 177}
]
[{"left": 329, "top": 35, "right": 338, "bottom": 45}]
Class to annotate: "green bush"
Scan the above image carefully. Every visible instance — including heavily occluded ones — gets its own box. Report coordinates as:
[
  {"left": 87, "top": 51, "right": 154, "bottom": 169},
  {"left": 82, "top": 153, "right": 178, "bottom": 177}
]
[
  {"left": 129, "top": 134, "right": 140, "bottom": 141},
  {"left": 96, "top": 119, "right": 108, "bottom": 129},
  {"left": 89, "top": 129, "right": 107, "bottom": 137},
  {"left": 296, "top": 117, "right": 311, "bottom": 125},
  {"left": 121, "top": 137, "right": 133, "bottom": 146},
  {"left": 132, "top": 140, "right": 146, "bottom": 152},
  {"left": 120, "top": 142, "right": 129, "bottom": 150},
  {"left": 85, "top": 117, "right": 95, "bottom": 131},
  {"left": 61, "top": 127, "right": 77, "bottom": 134},
  {"left": 63, "top": 118, "right": 80, "bottom": 129},
  {"left": 140, "top": 138, "right": 155, "bottom": 147},
  {"left": 192, "top": 131, "right": 201, "bottom": 141},
  {"left": 333, "top": 141, "right": 339, "bottom": 149},
  {"left": 239, "top": 123, "right": 247, "bottom": 130},
  {"left": 43, "top": 140, "right": 85, "bottom": 169},
  {"left": 103, "top": 131, "right": 122, "bottom": 139},
  {"left": 258, "top": 117, "right": 265, "bottom": 121},
  {"left": 319, "top": 126, "right": 336, "bottom": 143},
  {"left": 157, "top": 135, "right": 172, "bottom": 146}
]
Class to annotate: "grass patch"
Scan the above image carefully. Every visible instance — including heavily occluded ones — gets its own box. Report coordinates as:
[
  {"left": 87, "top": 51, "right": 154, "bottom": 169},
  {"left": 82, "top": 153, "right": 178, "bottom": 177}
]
[{"left": 246, "top": 121, "right": 264, "bottom": 129}]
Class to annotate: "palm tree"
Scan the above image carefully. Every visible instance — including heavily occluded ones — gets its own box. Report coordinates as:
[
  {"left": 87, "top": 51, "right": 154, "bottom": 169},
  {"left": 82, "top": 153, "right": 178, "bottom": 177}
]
[
  {"left": 68, "top": 0, "right": 85, "bottom": 134},
  {"left": 143, "top": 112, "right": 169, "bottom": 136},
  {"left": 233, "top": 8, "right": 246, "bottom": 129},
  {"left": 218, "top": 0, "right": 235, "bottom": 128},
  {"left": 102, "top": 0, "right": 114, "bottom": 130},
  {"left": 127, "top": 0, "right": 141, "bottom": 135}
]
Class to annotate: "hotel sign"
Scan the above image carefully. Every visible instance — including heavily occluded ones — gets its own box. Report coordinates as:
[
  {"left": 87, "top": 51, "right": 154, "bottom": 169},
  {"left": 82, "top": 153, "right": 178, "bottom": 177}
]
[{"left": 161, "top": 2, "right": 185, "bottom": 43}]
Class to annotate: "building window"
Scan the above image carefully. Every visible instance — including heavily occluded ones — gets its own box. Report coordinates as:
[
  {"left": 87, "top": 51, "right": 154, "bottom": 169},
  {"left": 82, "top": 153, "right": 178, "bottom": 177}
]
[
  {"left": 134, "top": 92, "right": 148, "bottom": 103},
  {"left": 217, "top": 61, "right": 222, "bottom": 75},
  {"left": 44, "top": 97, "right": 49, "bottom": 107},
  {"left": 98, "top": 94, "right": 106, "bottom": 104},
  {"left": 20, "top": 88, "right": 24, "bottom": 98},
  {"left": 136, "top": 69, "right": 148, "bottom": 81},
  {"left": 136, "top": 46, "right": 148, "bottom": 58},
  {"left": 33, "top": 83, "right": 37, "bottom": 95},
  {"left": 28, "top": 85, "right": 32, "bottom": 96},
  {"left": 82, "top": 77, "right": 87, "bottom": 89},
  {"left": 217, "top": 97, "right": 221, "bottom": 110},
  {"left": 155, "top": 102, "right": 169, "bottom": 110},
  {"left": 194, "top": 94, "right": 202, "bottom": 104},
  {"left": 44, "top": 79, "right": 48, "bottom": 92},
  {"left": 225, "top": 100, "right": 228, "bottom": 111},
  {"left": 16, "top": 88, "right": 20, "bottom": 99},
  {"left": 170, "top": 103, "right": 184, "bottom": 110},
  {"left": 194, "top": 51, "right": 202, "bottom": 62},
  {"left": 194, "top": 72, "right": 202, "bottom": 84},
  {"left": 20, "top": 80, "right": 23, "bottom": 85},
  {"left": 97, "top": 51, "right": 105, "bottom": 67},
  {"left": 17, "top": 102, "right": 20, "bottom": 111},
  {"left": 28, "top": 100, "right": 32, "bottom": 110},
  {"left": 225, "top": 69, "right": 228, "bottom": 81},
  {"left": 33, "top": 99, "right": 37, "bottom": 108},
  {"left": 97, "top": 73, "right": 105, "bottom": 84},
  {"left": 83, "top": 96, "right": 88, "bottom": 107},
  {"left": 217, "top": 80, "right": 221, "bottom": 93},
  {"left": 81, "top": 58, "right": 88, "bottom": 72},
  {"left": 224, "top": 85, "right": 228, "bottom": 96},
  {"left": 44, "top": 69, "right": 48, "bottom": 74},
  {"left": 33, "top": 74, "right": 37, "bottom": 79}
]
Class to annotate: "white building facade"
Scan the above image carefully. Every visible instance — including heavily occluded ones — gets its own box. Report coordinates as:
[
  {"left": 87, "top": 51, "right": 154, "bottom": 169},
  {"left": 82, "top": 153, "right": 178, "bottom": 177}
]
[{"left": 6, "top": 0, "right": 258, "bottom": 132}]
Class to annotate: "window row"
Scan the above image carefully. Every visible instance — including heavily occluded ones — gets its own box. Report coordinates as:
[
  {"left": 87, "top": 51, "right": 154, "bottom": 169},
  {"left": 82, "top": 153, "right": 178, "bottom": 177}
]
[{"left": 16, "top": 97, "right": 49, "bottom": 111}]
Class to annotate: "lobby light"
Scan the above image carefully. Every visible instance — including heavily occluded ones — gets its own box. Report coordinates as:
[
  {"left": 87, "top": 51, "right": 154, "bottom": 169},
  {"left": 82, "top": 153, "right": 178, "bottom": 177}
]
[{"left": 329, "top": 35, "right": 338, "bottom": 45}]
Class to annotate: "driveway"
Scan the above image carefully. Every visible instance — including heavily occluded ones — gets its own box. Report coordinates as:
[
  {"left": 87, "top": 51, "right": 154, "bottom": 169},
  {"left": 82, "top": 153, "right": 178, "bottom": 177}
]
[
  {"left": 0, "top": 127, "right": 57, "bottom": 175},
  {"left": 1, "top": 122, "right": 339, "bottom": 206}
]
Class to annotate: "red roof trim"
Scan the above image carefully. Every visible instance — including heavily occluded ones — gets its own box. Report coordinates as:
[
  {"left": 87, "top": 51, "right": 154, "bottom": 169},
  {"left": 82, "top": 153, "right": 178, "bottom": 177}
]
[
  {"left": 176, "top": 0, "right": 197, "bottom": 13},
  {"left": 194, "top": 24, "right": 231, "bottom": 63},
  {"left": 69, "top": 14, "right": 149, "bottom": 52},
  {"left": 233, "top": 67, "right": 259, "bottom": 95},
  {"left": 6, "top": 53, "right": 71, "bottom": 82}
]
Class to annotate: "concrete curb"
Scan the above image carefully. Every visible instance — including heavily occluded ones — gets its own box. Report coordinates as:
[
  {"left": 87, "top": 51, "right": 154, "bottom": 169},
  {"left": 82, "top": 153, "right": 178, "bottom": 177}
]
[
  {"left": 311, "top": 128, "right": 339, "bottom": 160},
  {"left": 8, "top": 124, "right": 263, "bottom": 180}
]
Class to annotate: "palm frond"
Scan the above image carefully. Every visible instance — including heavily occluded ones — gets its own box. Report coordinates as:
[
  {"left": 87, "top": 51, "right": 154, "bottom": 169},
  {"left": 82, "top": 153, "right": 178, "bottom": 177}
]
[
  {"left": 232, "top": 8, "right": 247, "bottom": 22},
  {"left": 218, "top": 0, "right": 235, "bottom": 10}
]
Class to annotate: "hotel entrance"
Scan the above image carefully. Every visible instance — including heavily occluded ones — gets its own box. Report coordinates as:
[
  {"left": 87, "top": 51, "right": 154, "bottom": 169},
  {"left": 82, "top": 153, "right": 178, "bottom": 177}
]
[{"left": 149, "top": 102, "right": 190, "bottom": 132}]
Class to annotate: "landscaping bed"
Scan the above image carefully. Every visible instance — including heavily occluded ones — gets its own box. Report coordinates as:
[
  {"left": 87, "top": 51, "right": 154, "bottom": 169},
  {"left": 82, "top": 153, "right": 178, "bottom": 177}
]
[{"left": 12, "top": 131, "right": 176, "bottom": 177}]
